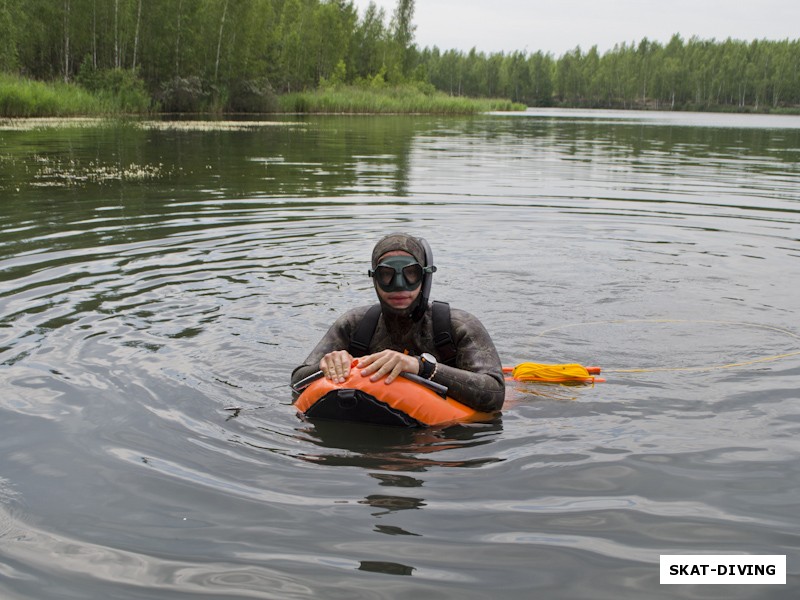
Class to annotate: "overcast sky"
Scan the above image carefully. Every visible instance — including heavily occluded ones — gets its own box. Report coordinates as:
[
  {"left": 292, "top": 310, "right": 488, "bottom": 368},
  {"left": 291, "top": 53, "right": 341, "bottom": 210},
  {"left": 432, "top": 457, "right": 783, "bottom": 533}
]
[{"left": 352, "top": 0, "right": 800, "bottom": 56}]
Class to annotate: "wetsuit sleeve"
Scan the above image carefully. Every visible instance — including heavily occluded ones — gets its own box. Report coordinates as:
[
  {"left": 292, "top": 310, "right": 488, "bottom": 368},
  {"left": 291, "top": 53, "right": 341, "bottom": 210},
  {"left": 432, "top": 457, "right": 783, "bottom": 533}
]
[
  {"left": 290, "top": 307, "right": 367, "bottom": 387},
  {"left": 431, "top": 310, "right": 506, "bottom": 413}
]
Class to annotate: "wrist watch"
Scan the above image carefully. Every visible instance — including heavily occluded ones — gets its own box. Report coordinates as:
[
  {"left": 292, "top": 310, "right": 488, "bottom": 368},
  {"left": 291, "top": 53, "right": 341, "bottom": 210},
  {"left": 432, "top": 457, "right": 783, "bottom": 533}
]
[{"left": 418, "top": 352, "right": 438, "bottom": 380}]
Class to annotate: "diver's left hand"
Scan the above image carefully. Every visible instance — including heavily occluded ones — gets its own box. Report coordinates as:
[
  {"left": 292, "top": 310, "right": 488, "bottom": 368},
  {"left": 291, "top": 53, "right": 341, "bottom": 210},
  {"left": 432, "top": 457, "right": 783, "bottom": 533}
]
[{"left": 358, "top": 350, "right": 420, "bottom": 384}]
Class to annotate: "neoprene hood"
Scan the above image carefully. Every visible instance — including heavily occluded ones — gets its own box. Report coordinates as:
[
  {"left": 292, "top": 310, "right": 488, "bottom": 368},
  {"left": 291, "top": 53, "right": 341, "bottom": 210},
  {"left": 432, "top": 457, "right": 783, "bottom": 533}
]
[{"left": 370, "top": 233, "right": 435, "bottom": 321}]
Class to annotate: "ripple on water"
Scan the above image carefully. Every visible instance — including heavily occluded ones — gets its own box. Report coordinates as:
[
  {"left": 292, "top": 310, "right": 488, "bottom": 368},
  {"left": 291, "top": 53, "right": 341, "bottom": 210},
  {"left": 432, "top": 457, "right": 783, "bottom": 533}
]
[{"left": 2, "top": 114, "right": 800, "bottom": 599}]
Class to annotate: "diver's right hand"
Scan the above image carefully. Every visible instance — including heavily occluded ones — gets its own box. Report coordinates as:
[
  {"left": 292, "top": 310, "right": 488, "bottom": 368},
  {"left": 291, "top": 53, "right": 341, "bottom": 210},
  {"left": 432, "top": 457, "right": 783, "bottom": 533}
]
[{"left": 319, "top": 350, "right": 354, "bottom": 383}]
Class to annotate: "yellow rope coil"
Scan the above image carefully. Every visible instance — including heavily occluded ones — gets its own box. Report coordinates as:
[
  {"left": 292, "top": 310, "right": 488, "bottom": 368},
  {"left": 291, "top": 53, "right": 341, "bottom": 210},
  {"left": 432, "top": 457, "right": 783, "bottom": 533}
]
[{"left": 512, "top": 362, "right": 595, "bottom": 383}]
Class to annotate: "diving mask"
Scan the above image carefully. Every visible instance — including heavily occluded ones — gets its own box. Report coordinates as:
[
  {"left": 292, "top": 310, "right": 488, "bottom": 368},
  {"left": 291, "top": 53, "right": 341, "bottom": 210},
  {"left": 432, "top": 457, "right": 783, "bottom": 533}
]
[{"left": 369, "top": 256, "right": 436, "bottom": 292}]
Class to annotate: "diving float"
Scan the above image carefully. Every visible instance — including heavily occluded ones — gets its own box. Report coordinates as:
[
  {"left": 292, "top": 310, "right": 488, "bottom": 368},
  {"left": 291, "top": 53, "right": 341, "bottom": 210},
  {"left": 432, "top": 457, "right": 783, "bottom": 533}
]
[
  {"left": 292, "top": 361, "right": 604, "bottom": 427},
  {"left": 292, "top": 369, "right": 494, "bottom": 428}
]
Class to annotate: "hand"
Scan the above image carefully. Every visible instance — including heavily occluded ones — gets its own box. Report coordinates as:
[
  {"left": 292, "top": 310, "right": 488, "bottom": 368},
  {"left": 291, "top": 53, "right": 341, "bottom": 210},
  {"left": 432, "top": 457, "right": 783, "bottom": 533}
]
[
  {"left": 319, "top": 350, "right": 354, "bottom": 383},
  {"left": 358, "top": 350, "right": 420, "bottom": 384}
]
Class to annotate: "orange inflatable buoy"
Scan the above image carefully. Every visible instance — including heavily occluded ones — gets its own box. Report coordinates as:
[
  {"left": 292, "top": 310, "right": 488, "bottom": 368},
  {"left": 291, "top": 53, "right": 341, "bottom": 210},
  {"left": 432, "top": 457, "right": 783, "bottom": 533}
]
[{"left": 294, "top": 370, "right": 494, "bottom": 427}]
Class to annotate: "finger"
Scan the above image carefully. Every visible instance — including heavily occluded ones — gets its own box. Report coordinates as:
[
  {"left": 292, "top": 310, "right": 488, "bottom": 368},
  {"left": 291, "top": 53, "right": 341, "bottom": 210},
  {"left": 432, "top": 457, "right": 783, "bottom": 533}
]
[
  {"left": 333, "top": 353, "right": 351, "bottom": 382},
  {"left": 384, "top": 362, "right": 406, "bottom": 384},
  {"left": 322, "top": 359, "right": 340, "bottom": 381},
  {"left": 360, "top": 351, "right": 390, "bottom": 375},
  {"left": 319, "top": 356, "right": 333, "bottom": 379},
  {"left": 320, "top": 352, "right": 351, "bottom": 382},
  {"left": 369, "top": 356, "right": 400, "bottom": 382},
  {"left": 356, "top": 353, "right": 377, "bottom": 370}
]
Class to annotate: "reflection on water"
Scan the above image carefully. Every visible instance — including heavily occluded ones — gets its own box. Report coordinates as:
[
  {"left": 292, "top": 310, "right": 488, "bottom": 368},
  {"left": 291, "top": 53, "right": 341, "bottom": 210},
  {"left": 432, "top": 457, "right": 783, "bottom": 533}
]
[
  {"left": 294, "top": 420, "right": 505, "bottom": 471},
  {"left": 358, "top": 560, "right": 415, "bottom": 576},
  {"left": 360, "top": 494, "right": 425, "bottom": 515},
  {"left": 1, "top": 111, "right": 799, "bottom": 599}
]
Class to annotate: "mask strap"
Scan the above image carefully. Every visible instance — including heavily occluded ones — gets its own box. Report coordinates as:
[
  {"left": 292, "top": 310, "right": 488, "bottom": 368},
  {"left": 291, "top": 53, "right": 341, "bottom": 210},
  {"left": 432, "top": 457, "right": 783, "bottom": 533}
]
[{"left": 411, "top": 238, "right": 435, "bottom": 322}]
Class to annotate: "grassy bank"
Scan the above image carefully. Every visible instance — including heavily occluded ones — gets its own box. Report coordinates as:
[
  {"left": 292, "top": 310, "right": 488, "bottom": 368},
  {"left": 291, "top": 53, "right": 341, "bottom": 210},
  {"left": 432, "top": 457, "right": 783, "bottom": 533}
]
[
  {"left": 1, "top": 74, "right": 524, "bottom": 118},
  {"left": 0, "top": 74, "right": 103, "bottom": 117},
  {"left": 0, "top": 73, "right": 151, "bottom": 117},
  {"left": 279, "top": 84, "right": 526, "bottom": 114}
]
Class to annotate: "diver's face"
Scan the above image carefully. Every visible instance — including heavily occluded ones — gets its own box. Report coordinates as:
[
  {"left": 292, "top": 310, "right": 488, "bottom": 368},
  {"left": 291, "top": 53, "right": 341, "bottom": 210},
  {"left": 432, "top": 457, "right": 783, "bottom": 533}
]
[{"left": 374, "top": 251, "right": 421, "bottom": 311}]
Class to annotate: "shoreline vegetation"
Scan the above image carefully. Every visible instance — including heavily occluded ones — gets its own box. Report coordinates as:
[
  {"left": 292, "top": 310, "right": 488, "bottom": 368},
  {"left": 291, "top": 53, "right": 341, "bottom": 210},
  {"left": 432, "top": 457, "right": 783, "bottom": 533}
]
[
  {"left": 3, "top": 71, "right": 797, "bottom": 119},
  {"left": 0, "top": 74, "right": 524, "bottom": 117},
  {"left": 1, "top": 1, "right": 799, "bottom": 118},
  {"left": 278, "top": 83, "right": 525, "bottom": 114}
]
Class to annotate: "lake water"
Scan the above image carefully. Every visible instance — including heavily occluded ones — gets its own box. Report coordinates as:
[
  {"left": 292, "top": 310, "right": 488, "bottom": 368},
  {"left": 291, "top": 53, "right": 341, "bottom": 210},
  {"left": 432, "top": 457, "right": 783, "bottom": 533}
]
[{"left": 1, "top": 109, "right": 799, "bottom": 599}]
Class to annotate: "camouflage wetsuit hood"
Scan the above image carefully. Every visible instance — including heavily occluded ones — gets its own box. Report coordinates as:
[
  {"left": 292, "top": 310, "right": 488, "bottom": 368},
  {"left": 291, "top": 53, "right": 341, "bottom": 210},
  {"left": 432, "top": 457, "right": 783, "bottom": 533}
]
[{"left": 369, "top": 233, "right": 428, "bottom": 319}]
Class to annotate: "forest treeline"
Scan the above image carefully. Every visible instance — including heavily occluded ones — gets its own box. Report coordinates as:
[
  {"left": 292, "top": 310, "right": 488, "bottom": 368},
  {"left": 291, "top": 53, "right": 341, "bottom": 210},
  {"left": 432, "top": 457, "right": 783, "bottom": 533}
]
[
  {"left": 1, "top": 0, "right": 799, "bottom": 112},
  {"left": 437, "top": 36, "right": 800, "bottom": 111}
]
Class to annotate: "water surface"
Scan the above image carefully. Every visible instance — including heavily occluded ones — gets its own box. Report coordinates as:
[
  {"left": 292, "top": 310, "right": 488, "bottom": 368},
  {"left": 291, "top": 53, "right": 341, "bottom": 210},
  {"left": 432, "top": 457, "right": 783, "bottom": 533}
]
[{"left": 1, "top": 109, "right": 799, "bottom": 599}]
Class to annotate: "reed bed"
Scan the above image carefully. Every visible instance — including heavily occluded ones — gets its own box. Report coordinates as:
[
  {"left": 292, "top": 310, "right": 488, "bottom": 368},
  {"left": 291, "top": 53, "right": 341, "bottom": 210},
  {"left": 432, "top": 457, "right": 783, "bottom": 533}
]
[
  {"left": 0, "top": 75, "right": 108, "bottom": 117},
  {"left": 278, "top": 85, "right": 525, "bottom": 114},
  {"left": 1, "top": 75, "right": 524, "bottom": 118},
  {"left": 0, "top": 74, "right": 151, "bottom": 117}
]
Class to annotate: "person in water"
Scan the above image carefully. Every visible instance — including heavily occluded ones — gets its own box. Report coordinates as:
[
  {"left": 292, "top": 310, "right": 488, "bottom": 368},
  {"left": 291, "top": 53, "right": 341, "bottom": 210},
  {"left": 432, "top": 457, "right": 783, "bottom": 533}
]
[{"left": 291, "top": 233, "right": 505, "bottom": 412}]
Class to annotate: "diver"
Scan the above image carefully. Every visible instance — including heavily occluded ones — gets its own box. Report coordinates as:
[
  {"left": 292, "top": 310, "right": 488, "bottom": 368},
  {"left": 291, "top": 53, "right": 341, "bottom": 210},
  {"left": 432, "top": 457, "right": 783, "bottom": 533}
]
[{"left": 291, "top": 233, "right": 505, "bottom": 412}]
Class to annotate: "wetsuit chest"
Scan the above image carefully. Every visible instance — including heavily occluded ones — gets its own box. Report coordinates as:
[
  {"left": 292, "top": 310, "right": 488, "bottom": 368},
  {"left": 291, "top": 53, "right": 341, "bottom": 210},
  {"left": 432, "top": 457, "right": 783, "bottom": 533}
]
[{"left": 348, "top": 301, "right": 458, "bottom": 365}]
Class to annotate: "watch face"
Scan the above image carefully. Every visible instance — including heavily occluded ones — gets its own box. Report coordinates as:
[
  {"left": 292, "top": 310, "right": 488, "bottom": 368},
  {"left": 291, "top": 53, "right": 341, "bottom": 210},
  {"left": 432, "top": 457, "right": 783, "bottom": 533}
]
[{"left": 421, "top": 352, "right": 437, "bottom": 364}]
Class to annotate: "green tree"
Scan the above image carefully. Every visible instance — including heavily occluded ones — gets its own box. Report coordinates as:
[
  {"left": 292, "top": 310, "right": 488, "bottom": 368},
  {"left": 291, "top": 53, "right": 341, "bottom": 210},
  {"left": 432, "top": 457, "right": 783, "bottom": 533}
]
[
  {"left": 485, "top": 52, "right": 503, "bottom": 97},
  {"left": 462, "top": 48, "right": 484, "bottom": 97},
  {"left": 555, "top": 46, "right": 582, "bottom": 104},
  {"left": 6, "top": 1, "right": 800, "bottom": 114},
  {"left": 659, "top": 34, "right": 687, "bottom": 108},
  {"left": 387, "top": 0, "right": 415, "bottom": 81},
  {"left": 527, "top": 51, "right": 554, "bottom": 106},
  {"left": 277, "top": 0, "right": 311, "bottom": 91},
  {"left": 431, "top": 48, "right": 463, "bottom": 95},
  {"left": 312, "top": 1, "right": 356, "bottom": 84},
  {"left": 237, "top": 0, "right": 280, "bottom": 82},
  {"left": 504, "top": 51, "right": 530, "bottom": 103},
  {"left": 771, "top": 41, "right": 799, "bottom": 107},
  {"left": 352, "top": 1, "right": 387, "bottom": 80},
  {"left": 582, "top": 45, "right": 601, "bottom": 105},
  {"left": 0, "top": 0, "right": 21, "bottom": 72},
  {"left": 636, "top": 38, "right": 658, "bottom": 105}
]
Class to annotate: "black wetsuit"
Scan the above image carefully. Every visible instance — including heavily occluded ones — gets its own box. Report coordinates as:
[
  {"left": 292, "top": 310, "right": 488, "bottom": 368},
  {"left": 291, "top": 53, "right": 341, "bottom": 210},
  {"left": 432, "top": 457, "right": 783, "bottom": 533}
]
[{"left": 291, "top": 304, "right": 506, "bottom": 413}]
